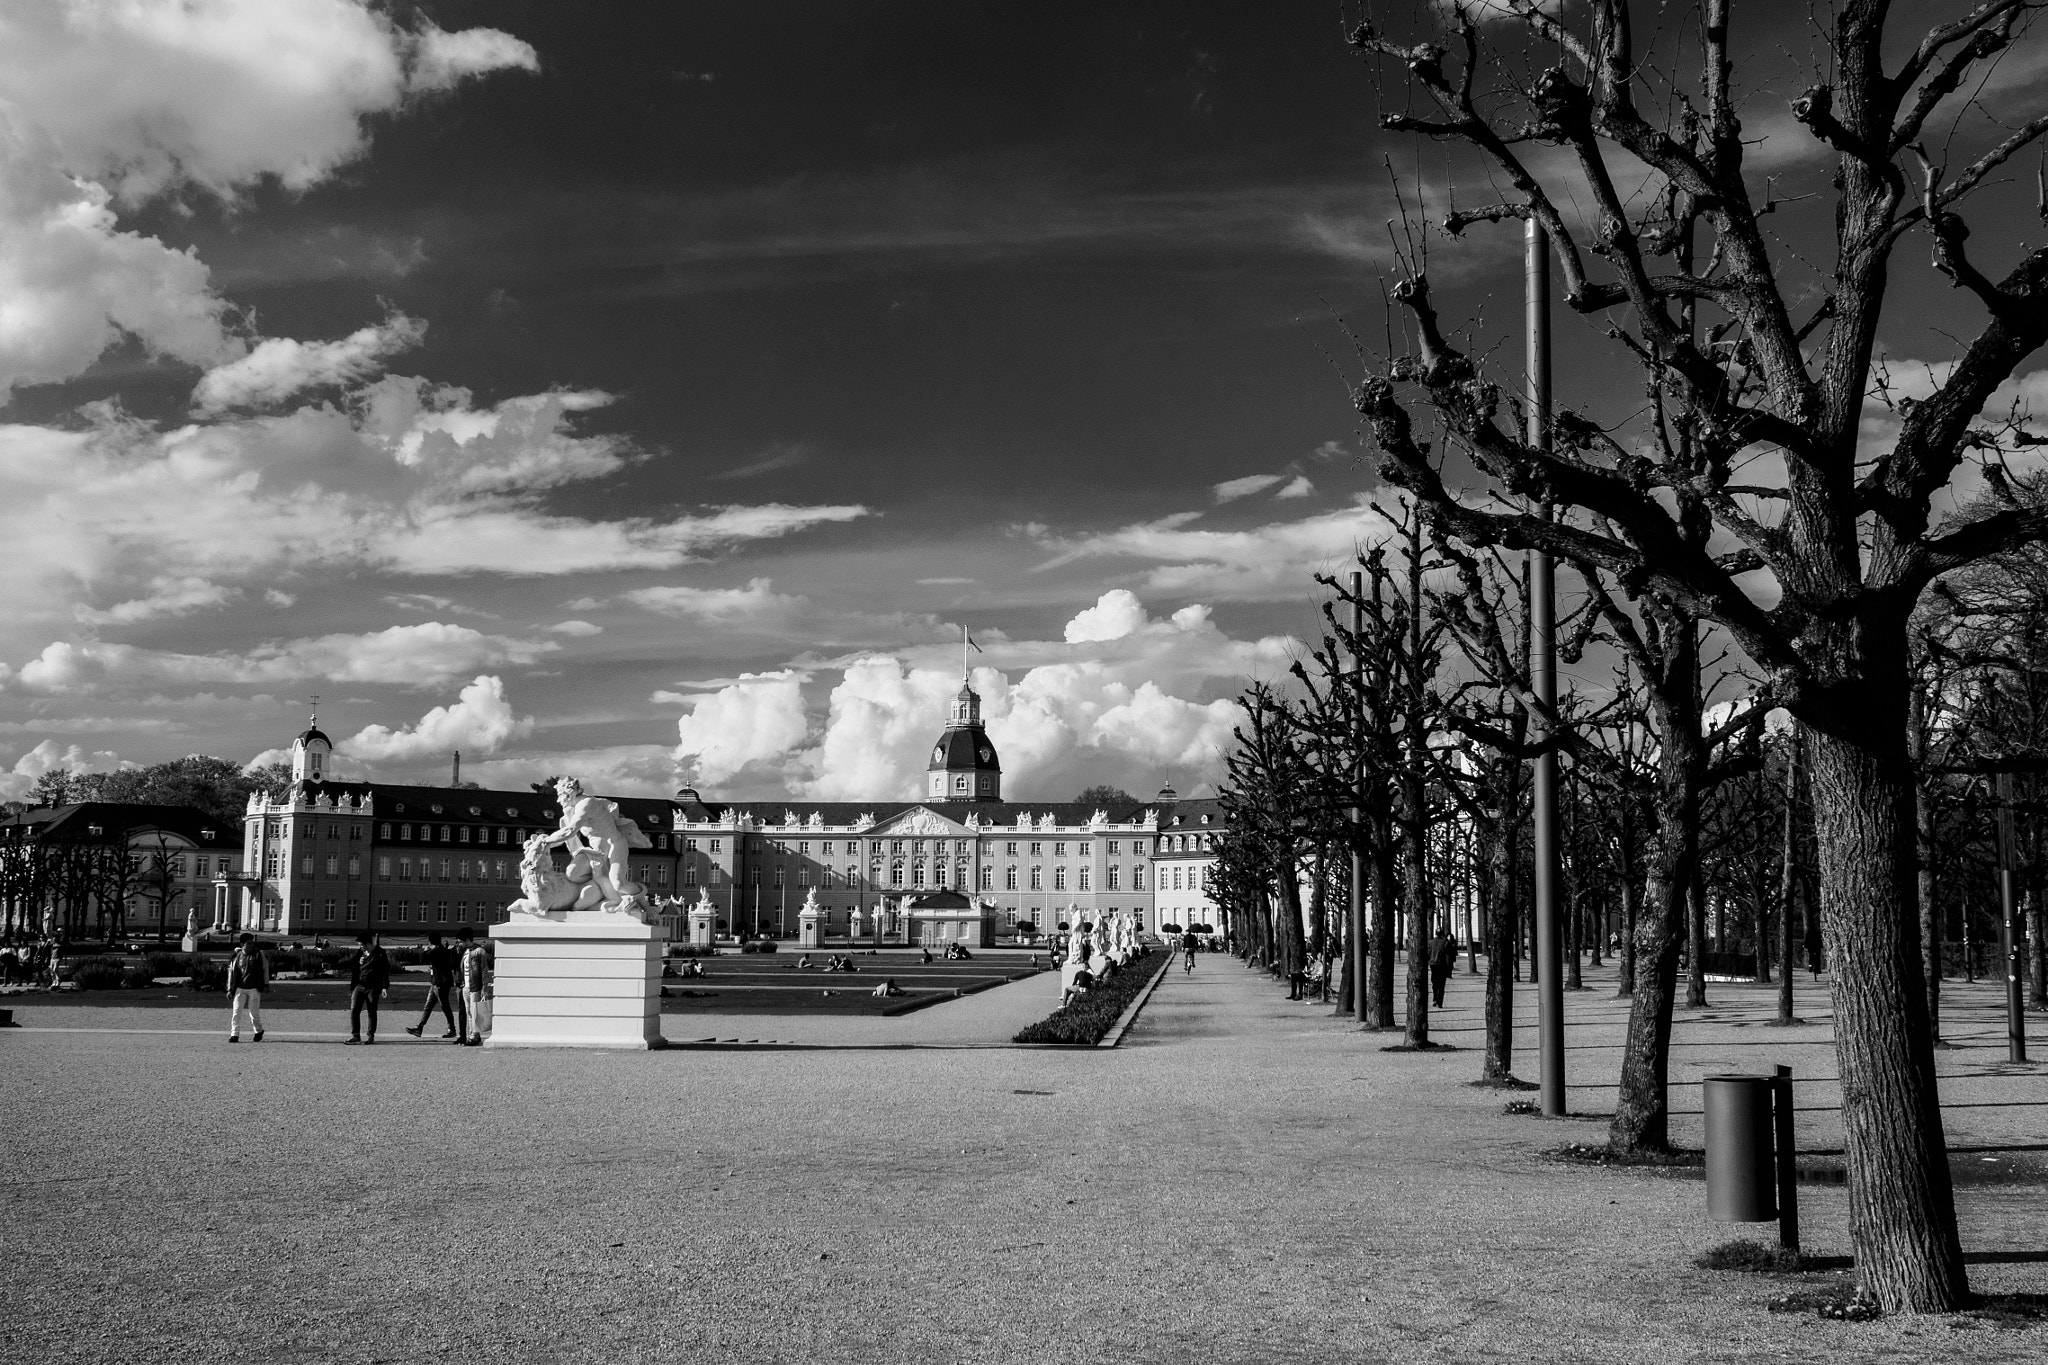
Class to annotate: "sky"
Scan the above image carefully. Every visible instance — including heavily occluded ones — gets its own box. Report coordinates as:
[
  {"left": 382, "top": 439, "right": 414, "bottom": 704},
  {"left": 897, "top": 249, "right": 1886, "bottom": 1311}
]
[{"left": 1, "top": 1, "right": 2043, "bottom": 805}]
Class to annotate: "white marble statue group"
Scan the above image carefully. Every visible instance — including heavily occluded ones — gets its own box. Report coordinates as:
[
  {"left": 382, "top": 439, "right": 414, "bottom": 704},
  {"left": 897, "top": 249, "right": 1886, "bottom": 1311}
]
[
  {"left": 1058, "top": 906, "right": 1138, "bottom": 1005},
  {"left": 507, "top": 776, "right": 655, "bottom": 924}
]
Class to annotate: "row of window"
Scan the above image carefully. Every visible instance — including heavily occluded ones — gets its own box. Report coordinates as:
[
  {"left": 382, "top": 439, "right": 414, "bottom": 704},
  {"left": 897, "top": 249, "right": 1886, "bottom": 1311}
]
[
  {"left": 271, "top": 856, "right": 672, "bottom": 888},
  {"left": 299, "top": 898, "right": 510, "bottom": 926},
  {"left": 727, "top": 863, "right": 1150, "bottom": 892},
  {"left": 727, "top": 835, "right": 1218, "bottom": 859}
]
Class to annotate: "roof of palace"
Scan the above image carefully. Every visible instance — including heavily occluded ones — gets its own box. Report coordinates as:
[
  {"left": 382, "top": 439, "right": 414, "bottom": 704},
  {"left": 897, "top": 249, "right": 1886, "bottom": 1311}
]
[
  {"left": 0, "top": 802, "right": 243, "bottom": 847},
  {"left": 929, "top": 723, "right": 1002, "bottom": 773},
  {"left": 669, "top": 796, "right": 1169, "bottom": 830},
  {"left": 272, "top": 779, "right": 676, "bottom": 832}
]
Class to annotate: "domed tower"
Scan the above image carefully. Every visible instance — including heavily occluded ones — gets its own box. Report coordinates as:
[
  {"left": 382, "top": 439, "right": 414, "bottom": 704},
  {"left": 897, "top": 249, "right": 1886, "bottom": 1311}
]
[
  {"left": 926, "top": 677, "right": 1001, "bottom": 802},
  {"left": 290, "top": 711, "right": 332, "bottom": 784}
]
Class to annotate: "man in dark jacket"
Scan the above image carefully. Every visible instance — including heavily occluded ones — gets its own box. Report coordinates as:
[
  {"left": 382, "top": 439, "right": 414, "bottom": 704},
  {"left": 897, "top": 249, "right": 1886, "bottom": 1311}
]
[
  {"left": 404, "top": 931, "right": 460, "bottom": 1039},
  {"left": 226, "top": 932, "right": 268, "bottom": 1043},
  {"left": 1429, "top": 927, "right": 1460, "bottom": 1008},
  {"left": 346, "top": 931, "right": 390, "bottom": 1045}
]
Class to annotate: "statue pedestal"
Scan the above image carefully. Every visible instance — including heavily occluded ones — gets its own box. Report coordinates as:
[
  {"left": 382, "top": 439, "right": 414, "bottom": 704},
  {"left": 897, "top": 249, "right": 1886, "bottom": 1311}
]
[
  {"left": 688, "top": 906, "right": 716, "bottom": 948},
  {"left": 798, "top": 907, "right": 825, "bottom": 948},
  {"left": 486, "top": 912, "right": 666, "bottom": 1050}
]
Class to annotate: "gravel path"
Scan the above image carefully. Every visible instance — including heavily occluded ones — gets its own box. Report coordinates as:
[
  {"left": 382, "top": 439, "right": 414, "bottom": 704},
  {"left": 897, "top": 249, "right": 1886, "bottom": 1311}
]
[{"left": 2, "top": 953, "right": 2042, "bottom": 1363}]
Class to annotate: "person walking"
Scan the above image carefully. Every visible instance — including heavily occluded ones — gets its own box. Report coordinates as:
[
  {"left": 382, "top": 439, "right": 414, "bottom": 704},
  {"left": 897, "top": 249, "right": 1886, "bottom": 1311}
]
[
  {"left": 405, "top": 931, "right": 460, "bottom": 1039},
  {"left": 226, "top": 932, "right": 268, "bottom": 1042},
  {"left": 456, "top": 927, "right": 489, "bottom": 1047},
  {"left": 346, "top": 931, "right": 390, "bottom": 1045},
  {"left": 1429, "top": 926, "right": 1459, "bottom": 1008}
]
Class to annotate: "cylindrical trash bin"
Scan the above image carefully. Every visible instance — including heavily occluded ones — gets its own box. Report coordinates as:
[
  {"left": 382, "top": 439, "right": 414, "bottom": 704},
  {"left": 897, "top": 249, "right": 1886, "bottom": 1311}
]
[{"left": 1703, "top": 1074, "right": 1778, "bottom": 1222}]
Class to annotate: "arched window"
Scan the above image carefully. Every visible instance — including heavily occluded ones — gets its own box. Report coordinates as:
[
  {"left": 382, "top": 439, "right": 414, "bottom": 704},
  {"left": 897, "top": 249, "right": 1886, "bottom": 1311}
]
[
  {"left": 956, "top": 861, "right": 969, "bottom": 888},
  {"left": 890, "top": 860, "right": 904, "bottom": 887},
  {"left": 1006, "top": 866, "right": 1018, "bottom": 890},
  {"left": 912, "top": 859, "right": 926, "bottom": 887},
  {"left": 1029, "top": 866, "right": 1043, "bottom": 890},
  {"left": 980, "top": 866, "right": 993, "bottom": 890}
]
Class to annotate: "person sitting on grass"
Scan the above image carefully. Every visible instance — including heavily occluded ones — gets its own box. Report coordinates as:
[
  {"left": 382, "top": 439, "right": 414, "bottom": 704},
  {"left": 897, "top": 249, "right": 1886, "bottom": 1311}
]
[
  {"left": 920, "top": 946, "right": 934, "bottom": 965},
  {"left": 871, "top": 978, "right": 904, "bottom": 997},
  {"left": 1061, "top": 968, "right": 1094, "bottom": 1010},
  {"left": 795, "top": 955, "right": 813, "bottom": 970}
]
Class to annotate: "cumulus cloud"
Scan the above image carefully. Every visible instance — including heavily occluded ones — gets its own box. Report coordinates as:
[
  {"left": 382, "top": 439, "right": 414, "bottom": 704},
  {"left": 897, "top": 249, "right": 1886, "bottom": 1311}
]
[
  {"left": 9, "top": 623, "right": 555, "bottom": 694},
  {"left": 462, "top": 744, "right": 679, "bottom": 799},
  {"left": 0, "top": 737, "right": 129, "bottom": 801},
  {"left": 1063, "top": 589, "right": 1148, "bottom": 643},
  {"left": 671, "top": 670, "right": 811, "bottom": 786},
  {"left": 338, "top": 674, "right": 533, "bottom": 762},
  {"left": 0, "top": 0, "right": 537, "bottom": 203},
  {"left": 191, "top": 313, "right": 426, "bottom": 413},
  {"left": 545, "top": 619, "right": 603, "bottom": 636},
  {"left": 1274, "top": 475, "right": 1314, "bottom": 499}
]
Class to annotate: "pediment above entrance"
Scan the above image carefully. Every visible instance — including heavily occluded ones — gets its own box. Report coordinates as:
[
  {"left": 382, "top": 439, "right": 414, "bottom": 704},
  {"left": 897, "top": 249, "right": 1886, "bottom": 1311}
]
[{"left": 871, "top": 806, "right": 967, "bottom": 837}]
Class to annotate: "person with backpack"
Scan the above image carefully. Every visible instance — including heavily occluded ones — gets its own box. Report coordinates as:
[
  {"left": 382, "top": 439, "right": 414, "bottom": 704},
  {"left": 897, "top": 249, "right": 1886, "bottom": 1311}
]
[
  {"left": 405, "top": 931, "right": 461, "bottom": 1039},
  {"left": 456, "top": 927, "right": 489, "bottom": 1047},
  {"left": 346, "top": 931, "right": 390, "bottom": 1045},
  {"left": 226, "top": 932, "right": 268, "bottom": 1043}
]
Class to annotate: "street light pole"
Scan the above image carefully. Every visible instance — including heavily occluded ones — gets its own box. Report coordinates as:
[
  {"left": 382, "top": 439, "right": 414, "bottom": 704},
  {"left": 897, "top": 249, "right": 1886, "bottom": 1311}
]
[
  {"left": 1528, "top": 217, "right": 1566, "bottom": 1117},
  {"left": 1997, "top": 770, "right": 2028, "bottom": 1062}
]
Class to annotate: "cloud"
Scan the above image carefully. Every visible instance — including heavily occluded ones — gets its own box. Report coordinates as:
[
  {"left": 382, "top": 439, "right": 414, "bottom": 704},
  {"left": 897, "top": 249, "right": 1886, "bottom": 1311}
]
[
  {"left": 1036, "top": 498, "right": 1393, "bottom": 600},
  {"left": 1274, "top": 475, "right": 1314, "bottom": 499},
  {"left": 545, "top": 619, "right": 603, "bottom": 636},
  {"left": 9, "top": 623, "right": 556, "bottom": 694},
  {"left": 0, "top": 738, "right": 131, "bottom": 802},
  {"left": 191, "top": 313, "right": 426, "bottom": 413},
  {"left": 623, "top": 577, "right": 947, "bottom": 653},
  {"left": 461, "top": 744, "right": 680, "bottom": 799},
  {"left": 74, "top": 575, "right": 234, "bottom": 626},
  {"left": 1063, "top": 589, "right": 1148, "bottom": 643},
  {"left": 0, "top": 0, "right": 537, "bottom": 203},
  {"left": 665, "top": 592, "right": 1299, "bottom": 802},
  {"left": 0, "top": 391, "right": 870, "bottom": 651},
  {"left": 712, "top": 443, "right": 810, "bottom": 481},
  {"left": 1212, "top": 474, "right": 1286, "bottom": 503},
  {"left": 338, "top": 674, "right": 533, "bottom": 762},
  {"left": 264, "top": 589, "right": 296, "bottom": 608},
  {"left": 671, "top": 670, "right": 811, "bottom": 786}
]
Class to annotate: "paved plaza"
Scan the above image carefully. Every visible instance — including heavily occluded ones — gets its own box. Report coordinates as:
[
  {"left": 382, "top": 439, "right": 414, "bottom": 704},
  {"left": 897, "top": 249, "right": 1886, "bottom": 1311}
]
[{"left": 4, "top": 956, "right": 2044, "bottom": 1363}]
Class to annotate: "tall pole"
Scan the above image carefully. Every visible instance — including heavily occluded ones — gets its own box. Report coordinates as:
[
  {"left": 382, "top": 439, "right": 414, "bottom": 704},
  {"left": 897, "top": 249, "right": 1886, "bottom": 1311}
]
[
  {"left": 1997, "top": 771, "right": 2028, "bottom": 1062},
  {"left": 1528, "top": 217, "right": 1565, "bottom": 1117},
  {"left": 1351, "top": 570, "right": 1368, "bottom": 1025},
  {"left": 1777, "top": 724, "right": 1800, "bottom": 1025}
]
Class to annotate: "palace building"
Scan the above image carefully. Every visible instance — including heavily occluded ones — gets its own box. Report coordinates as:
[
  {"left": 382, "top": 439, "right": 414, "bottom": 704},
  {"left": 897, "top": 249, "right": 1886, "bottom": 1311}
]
[{"left": 233, "top": 675, "right": 1227, "bottom": 941}]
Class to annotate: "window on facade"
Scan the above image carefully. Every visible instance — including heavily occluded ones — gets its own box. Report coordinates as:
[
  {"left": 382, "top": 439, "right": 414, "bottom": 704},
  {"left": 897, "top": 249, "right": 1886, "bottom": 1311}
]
[
  {"left": 375, "top": 900, "right": 389, "bottom": 922},
  {"left": 1006, "top": 841, "right": 1018, "bottom": 856},
  {"left": 1079, "top": 867, "right": 1091, "bottom": 891},
  {"left": 1108, "top": 840, "right": 1120, "bottom": 856},
  {"left": 378, "top": 823, "right": 390, "bottom": 839},
  {"left": 1053, "top": 867, "right": 1067, "bottom": 891},
  {"left": 396, "top": 901, "right": 409, "bottom": 922},
  {"left": 684, "top": 863, "right": 698, "bottom": 885},
  {"left": 1005, "top": 909, "right": 1017, "bottom": 927},
  {"left": 821, "top": 840, "right": 834, "bottom": 855},
  {"left": 323, "top": 898, "right": 336, "bottom": 922},
  {"left": 750, "top": 869, "right": 760, "bottom": 887},
  {"left": 439, "top": 859, "right": 451, "bottom": 881},
  {"left": 1005, "top": 866, "right": 1018, "bottom": 890},
  {"left": 266, "top": 852, "right": 280, "bottom": 877},
  {"left": 347, "top": 857, "right": 360, "bottom": 877},
  {"left": 1108, "top": 865, "right": 1121, "bottom": 890},
  {"left": 377, "top": 856, "right": 390, "bottom": 876},
  {"left": 400, "top": 824, "right": 412, "bottom": 840},
  {"left": 437, "top": 901, "right": 449, "bottom": 923},
  {"left": 1133, "top": 866, "right": 1145, "bottom": 890},
  {"left": 912, "top": 860, "right": 925, "bottom": 887},
  {"left": 1054, "top": 842, "right": 1066, "bottom": 857},
  {"left": 398, "top": 857, "right": 412, "bottom": 881},
  {"left": 1192, "top": 866, "right": 1203, "bottom": 889},
  {"left": 980, "top": 866, "right": 993, "bottom": 890},
  {"left": 772, "top": 866, "right": 785, "bottom": 888},
  {"left": 324, "top": 854, "right": 338, "bottom": 875},
  {"left": 1030, "top": 866, "right": 1043, "bottom": 890},
  {"left": 891, "top": 840, "right": 904, "bottom": 854},
  {"left": 799, "top": 841, "right": 810, "bottom": 856},
  {"left": 890, "top": 861, "right": 904, "bottom": 887},
  {"left": 709, "top": 839, "right": 722, "bottom": 853},
  {"left": 797, "top": 866, "right": 810, "bottom": 887},
  {"left": 456, "top": 902, "right": 468, "bottom": 922}
]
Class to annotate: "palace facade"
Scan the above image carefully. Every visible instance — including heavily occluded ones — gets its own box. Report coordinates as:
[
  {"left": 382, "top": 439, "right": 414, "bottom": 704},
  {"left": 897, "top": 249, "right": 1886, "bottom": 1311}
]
[{"left": 235, "top": 676, "right": 1228, "bottom": 940}]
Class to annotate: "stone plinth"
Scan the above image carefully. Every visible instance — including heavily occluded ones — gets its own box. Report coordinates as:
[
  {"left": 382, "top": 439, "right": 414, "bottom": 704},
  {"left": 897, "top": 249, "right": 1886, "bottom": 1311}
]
[
  {"left": 798, "top": 908, "right": 824, "bottom": 947},
  {"left": 688, "top": 906, "right": 716, "bottom": 948},
  {"left": 487, "top": 912, "right": 666, "bottom": 1050}
]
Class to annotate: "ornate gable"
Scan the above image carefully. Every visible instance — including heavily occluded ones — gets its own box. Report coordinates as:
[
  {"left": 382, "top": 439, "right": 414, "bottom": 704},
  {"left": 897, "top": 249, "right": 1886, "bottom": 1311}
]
[{"left": 874, "top": 806, "right": 966, "bottom": 837}]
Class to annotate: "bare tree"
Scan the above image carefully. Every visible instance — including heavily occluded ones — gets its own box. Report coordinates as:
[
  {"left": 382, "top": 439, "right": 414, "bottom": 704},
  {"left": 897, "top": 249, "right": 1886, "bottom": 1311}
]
[{"left": 1342, "top": 1, "right": 2048, "bottom": 1307}]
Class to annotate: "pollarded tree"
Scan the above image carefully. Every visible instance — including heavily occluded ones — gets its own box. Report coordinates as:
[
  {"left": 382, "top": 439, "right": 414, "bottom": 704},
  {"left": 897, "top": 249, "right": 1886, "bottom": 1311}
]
[{"left": 1346, "top": 2, "right": 2048, "bottom": 1309}]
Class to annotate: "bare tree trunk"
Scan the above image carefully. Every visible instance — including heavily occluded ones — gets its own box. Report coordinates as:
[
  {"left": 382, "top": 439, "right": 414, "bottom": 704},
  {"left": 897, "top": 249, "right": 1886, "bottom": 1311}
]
[
  {"left": 1402, "top": 814, "right": 1434, "bottom": 1046},
  {"left": 1616, "top": 873, "right": 1636, "bottom": 997},
  {"left": 1482, "top": 808, "right": 1519, "bottom": 1081},
  {"left": 1806, "top": 721, "right": 1966, "bottom": 1310},
  {"left": 1685, "top": 873, "right": 1709, "bottom": 1008},
  {"left": 1778, "top": 727, "right": 1801, "bottom": 1026},
  {"left": 1911, "top": 684, "right": 1941, "bottom": 1039},
  {"left": 1369, "top": 836, "right": 1398, "bottom": 1029}
]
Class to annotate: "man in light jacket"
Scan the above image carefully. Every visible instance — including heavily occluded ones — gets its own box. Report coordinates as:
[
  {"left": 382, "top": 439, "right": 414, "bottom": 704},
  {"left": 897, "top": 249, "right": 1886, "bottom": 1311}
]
[
  {"left": 226, "top": 932, "right": 268, "bottom": 1043},
  {"left": 457, "top": 927, "right": 489, "bottom": 1047}
]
